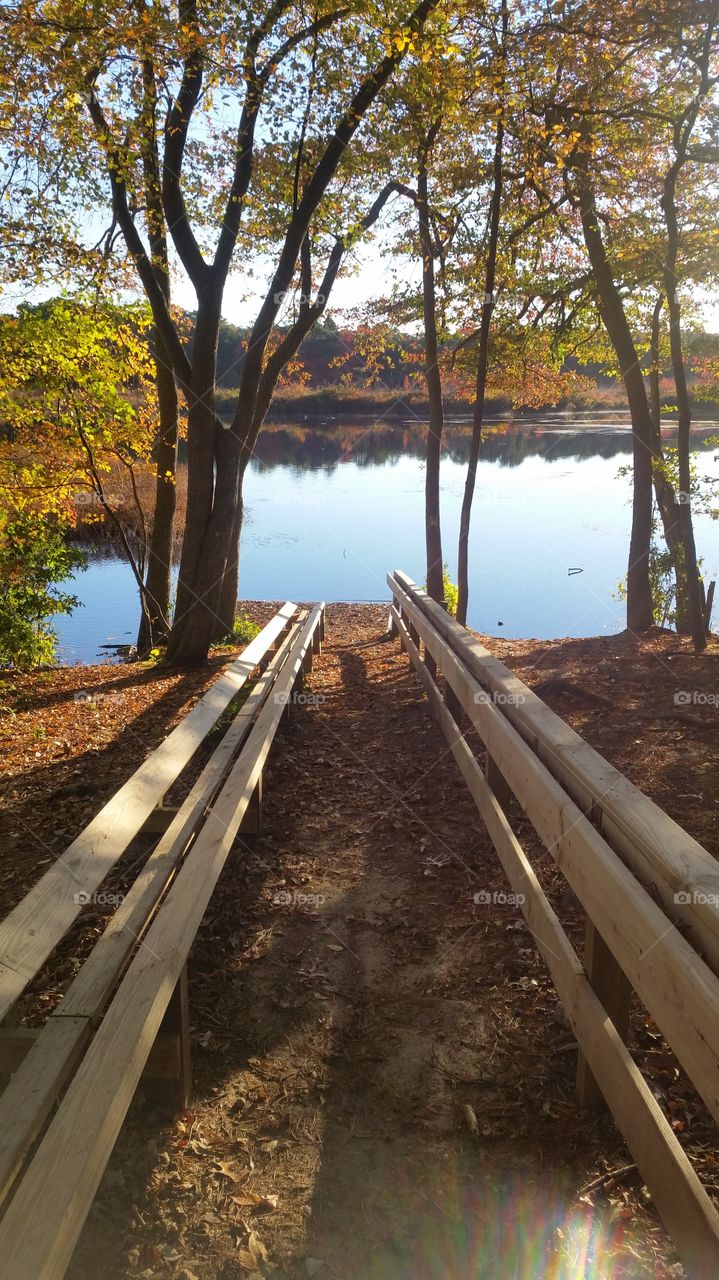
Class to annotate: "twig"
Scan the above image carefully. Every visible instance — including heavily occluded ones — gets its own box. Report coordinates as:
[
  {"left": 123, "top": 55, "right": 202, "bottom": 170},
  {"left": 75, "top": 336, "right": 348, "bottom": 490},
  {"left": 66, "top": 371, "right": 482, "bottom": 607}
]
[{"left": 581, "top": 1163, "right": 637, "bottom": 1196}]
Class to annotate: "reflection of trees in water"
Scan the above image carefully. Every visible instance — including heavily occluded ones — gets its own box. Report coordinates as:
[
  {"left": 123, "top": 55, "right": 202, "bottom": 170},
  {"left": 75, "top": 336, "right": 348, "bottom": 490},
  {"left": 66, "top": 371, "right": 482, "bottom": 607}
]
[{"left": 248, "top": 421, "right": 717, "bottom": 472}]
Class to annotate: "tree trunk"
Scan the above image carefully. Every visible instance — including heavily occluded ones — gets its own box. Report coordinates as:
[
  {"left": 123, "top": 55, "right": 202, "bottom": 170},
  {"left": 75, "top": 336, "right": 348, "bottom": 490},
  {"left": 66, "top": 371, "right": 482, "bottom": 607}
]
[
  {"left": 135, "top": 54, "right": 179, "bottom": 656},
  {"left": 417, "top": 132, "right": 445, "bottom": 605},
  {"left": 576, "top": 169, "right": 654, "bottom": 632},
  {"left": 165, "top": 305, "right": 226, "bottom": 664},
  {"left": 647, "top": 295, "right": 689, "bottom": 632},
  {"left": 666, "top": 291, "right": 706, "bottom": 650},
  {"left": 456, "top": 10, "right": 506, "bottom": 627},
  {"left": 662, "top": 163, "right": 706, "bottom": 651},
  {"left": 211, "top": 494, "right": 243, "bottom": 642},
  {"left": 137, "top": 335, "right": 178, "bottom": 654}
]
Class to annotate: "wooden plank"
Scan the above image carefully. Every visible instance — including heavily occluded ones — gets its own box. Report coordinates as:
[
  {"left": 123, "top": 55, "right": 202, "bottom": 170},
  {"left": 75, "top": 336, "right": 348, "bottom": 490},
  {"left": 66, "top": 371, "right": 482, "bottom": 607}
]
[
  {"left": 392, "top": 606, "right": 719, "bottom": 1277},
  {"left": 0, "top": 604, "right": 298, "bottom": 1025},
  {"left": 0, "top": 623, "right": 303, "bottom": 1202},
  {"left": 0, "top": 1027, "right": 39, "bottom": 1075},
  {"left": 0, "top": 605, "right": 324, "bottom": 1280},
  {"left": 0, "top": 1018, "right": 90, "bottom": 1200},
  {"left": 391, "top": 592, "right": 719, "bottom": 1131},
  {"left": 58, "top": 620, "right": 303, "bottom": 1021},
  {"left": 389, "top": 571, "right": 719, "bottom": 973}
]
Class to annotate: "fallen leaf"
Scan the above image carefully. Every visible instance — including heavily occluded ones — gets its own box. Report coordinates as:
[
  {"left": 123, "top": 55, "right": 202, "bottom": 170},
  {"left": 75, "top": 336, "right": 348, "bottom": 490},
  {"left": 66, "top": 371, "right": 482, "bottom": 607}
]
[
  {"left": 463, "top": 1104, "right": 479, "bottom": 1137},
  {"left": 232, "top": 1192, "right": 279, "bottom": 1214}
]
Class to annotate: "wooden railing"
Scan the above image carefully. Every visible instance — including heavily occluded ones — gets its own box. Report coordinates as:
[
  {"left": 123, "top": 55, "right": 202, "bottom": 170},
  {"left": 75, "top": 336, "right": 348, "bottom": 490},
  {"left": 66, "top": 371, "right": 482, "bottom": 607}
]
[
  {"left": 0, "top": 602, "right": 325, "bottom": 1279},
  {"left": 388, "top": 569, "right": 719, "bottom": 1279}
]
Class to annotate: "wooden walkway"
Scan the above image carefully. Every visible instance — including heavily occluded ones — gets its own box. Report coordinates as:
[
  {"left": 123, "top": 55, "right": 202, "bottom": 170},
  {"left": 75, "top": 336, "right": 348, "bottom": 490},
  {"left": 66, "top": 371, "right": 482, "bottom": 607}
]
[{"left": 0, "top": 578, "right": 718, "bottom": 1278}]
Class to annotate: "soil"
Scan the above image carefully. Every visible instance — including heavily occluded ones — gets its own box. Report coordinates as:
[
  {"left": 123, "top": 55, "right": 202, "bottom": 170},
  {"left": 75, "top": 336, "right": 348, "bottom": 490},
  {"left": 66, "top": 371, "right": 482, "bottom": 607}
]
[{"left": 1, "top": 605, "right": 718, "bottom": 1279}]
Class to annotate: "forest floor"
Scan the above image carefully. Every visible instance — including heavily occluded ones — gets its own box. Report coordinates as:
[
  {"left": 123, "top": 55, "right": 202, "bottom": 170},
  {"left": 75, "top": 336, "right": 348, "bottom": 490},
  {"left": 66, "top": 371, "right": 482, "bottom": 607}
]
[{"left": 1, "top": 605, "right": 718, "bottom": 1279}]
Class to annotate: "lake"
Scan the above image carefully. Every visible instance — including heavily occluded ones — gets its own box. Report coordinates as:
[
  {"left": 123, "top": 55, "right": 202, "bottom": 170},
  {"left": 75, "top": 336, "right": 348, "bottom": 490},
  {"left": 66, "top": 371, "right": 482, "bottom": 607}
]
[{"left": 54, "top": 414, "right": 719, "bottom": 663}]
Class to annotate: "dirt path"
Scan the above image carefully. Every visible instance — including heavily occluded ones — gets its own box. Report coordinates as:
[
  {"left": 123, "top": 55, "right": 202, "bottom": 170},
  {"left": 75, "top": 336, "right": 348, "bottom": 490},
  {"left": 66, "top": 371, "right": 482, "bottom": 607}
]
[{"left": 60, "top": 605, "right": 685, "bottom": 1280}]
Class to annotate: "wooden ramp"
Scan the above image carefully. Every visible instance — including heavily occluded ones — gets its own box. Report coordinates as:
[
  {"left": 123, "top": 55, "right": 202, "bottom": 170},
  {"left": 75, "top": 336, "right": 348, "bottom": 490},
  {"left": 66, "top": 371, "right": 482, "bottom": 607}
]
[
  {"left": 1, "top": 583, "right": 718, "bottom": 1278},
  {"left": 388, "top": 569, "right": 719, "bottom": 1280}
]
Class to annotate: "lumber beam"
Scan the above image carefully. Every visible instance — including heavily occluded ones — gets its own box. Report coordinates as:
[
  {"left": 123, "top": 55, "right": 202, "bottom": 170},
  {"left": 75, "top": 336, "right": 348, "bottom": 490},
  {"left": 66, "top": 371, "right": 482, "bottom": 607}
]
[
  {"left": 389, "top": 570, "right": 719, "bottom": 974},
  {"left": 0, "top": 621, "right": 303, "bottom": 1204},
  {"left": 0, "top": 604, "right": 299, "bottom": 1025}
]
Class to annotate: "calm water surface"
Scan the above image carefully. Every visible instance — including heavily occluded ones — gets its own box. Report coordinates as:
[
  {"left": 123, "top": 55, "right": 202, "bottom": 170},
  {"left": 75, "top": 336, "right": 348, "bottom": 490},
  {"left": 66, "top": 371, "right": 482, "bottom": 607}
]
[{"left": 54, "top": 414, "right": 719, "bottom": 663}]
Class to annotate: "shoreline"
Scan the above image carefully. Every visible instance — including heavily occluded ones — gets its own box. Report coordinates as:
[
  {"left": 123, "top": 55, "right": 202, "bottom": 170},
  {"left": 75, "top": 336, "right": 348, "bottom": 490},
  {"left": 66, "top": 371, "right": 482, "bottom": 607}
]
[{"left": 213, "top": 387, "right": 719, "bottom": 421}]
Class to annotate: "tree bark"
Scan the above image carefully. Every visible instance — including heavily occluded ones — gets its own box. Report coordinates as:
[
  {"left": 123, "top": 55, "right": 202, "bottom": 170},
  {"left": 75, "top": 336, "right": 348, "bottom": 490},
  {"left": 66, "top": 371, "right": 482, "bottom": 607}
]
[
  {"left": 662, "top": 147, "right": 707, "bottom": 651},
  {"left": 647, "top": 295, "right": 690, "bottom": 632},
  {"left": 576, "top": 169, "right": 654, "bottom": 632},
  {"left": 135, "top": 45, "right": 179, "bottom": 655},
  {"left": 417, "top": 126, "right": 445, "bottom": 605},
  {"left": 137, "top": 335, "right": 178, "bottom": 653},
  {"left": 165, "top": 302, "right": 224, "bottom": 664},
  {"left": 212, "top": 497, "right": 243, "bottom": 642}
]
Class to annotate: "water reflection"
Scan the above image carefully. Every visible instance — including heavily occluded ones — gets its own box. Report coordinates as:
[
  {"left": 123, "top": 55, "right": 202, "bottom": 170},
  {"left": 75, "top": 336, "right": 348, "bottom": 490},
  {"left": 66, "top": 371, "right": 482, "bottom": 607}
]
[
  {"left": 249, "top": 417, "right": 719, "bottom": 472},
  {"left": 54, "top": 417, "right": 719, "bottom": 663}
]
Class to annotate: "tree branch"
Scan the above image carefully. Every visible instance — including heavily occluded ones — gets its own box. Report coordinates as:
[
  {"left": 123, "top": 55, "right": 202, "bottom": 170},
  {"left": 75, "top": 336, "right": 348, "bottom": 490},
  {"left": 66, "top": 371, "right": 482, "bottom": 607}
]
[
  {"left": 250, "top": 179, "right": 406, "bottom": 443},
  {"left": 162, "top": 0, "right": 210, "bottom": 288}
]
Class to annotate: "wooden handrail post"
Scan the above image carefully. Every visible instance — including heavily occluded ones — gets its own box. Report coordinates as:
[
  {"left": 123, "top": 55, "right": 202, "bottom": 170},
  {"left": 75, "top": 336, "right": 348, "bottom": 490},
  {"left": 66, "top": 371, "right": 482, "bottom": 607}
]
[
  {"left": 239, "top": 775, "right": 263, "bottom": 837},
  {"left": 408, "top": 618, "right": 420, "bottom": 666},
  {"left": 445, "top": 686, "right": 462, "bottom": 723},
  {"left": 485, "top": 751, "right": 511, "bottom": 812},
  {"left": 577, "top": 922, "right": 632, "bottom": 1110},
  {"left": 147, "top": 963, "right": 192, "bottom": 1111}
]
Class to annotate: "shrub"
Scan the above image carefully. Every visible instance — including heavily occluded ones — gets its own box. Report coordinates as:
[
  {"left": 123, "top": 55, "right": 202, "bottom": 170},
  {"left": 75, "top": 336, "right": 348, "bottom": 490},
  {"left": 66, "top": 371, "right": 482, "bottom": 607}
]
[{"left": 0, "top": 516, "right": 85, "bottom": 668}]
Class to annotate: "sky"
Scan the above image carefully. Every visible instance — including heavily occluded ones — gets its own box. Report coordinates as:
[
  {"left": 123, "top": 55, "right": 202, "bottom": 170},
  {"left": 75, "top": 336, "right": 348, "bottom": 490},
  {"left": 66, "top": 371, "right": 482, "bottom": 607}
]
[
  {"left": 3, "top": 225, "right": 718, "bottom": 335},
  {"left": 160, "top": 247, "right": 719, "bottom": 336}
]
